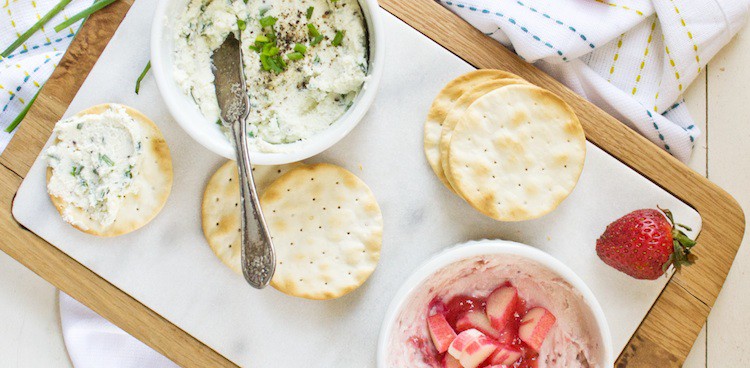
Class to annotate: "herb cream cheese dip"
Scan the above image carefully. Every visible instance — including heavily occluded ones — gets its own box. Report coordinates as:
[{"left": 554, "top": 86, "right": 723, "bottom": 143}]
[
  {"left": 174, "top": 0, "right": 368, "bottom": 152},
  {"left": 46, "top": 105, "right": 143, "bottom": 230}
]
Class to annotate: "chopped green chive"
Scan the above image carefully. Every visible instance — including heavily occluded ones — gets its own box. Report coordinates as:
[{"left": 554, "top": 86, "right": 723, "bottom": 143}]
[
  {"left": 216, "top": 119, "right": 223, "bottom": 126},
  {"left": 2, "top": 0, "right": 73, "bottom": 57},
  {"left": 306, "top": 6, "right": 314, "bottom": 19},
  {"left": 259, "top": 54, "right": 271, "bottom": 70},
  {"left": 100, "top": 154, "right": 115, "bottom": 166},
  {"left": 332, "top": 30, "right": 345, "bottom": 46},
  {"left": 237, "top": 19, "right": 246, "bottom": 31},
  {"left": 287, "top": 52, "right": 304, "bottom": 61},
  {"left": 125, "top": 165, "right": 133, "bottom": 179},
  {"left": 255, "top": 35, "right": 269, "bottom": 43},
  {"left": 294, "top": 43, "right": 307, "bottom": 54},
  {"left": 259, "top": 7, "right": 269, "bottom": 16},
  {"left": 135, "top": 61, "right": 151, "bottom": 95},
  {"left": 267, "top": 57, "right": 283, "bottom": 74},
  {"left": 310, "top": 34, "right": 324, "bottom": 46},
  {"left": 259, "top": 16, "right": 277, "bottom": 28},
  {"left": 53, "top": 0, "right": 118, "bottom": 33},
  {"left": 262, "top": 44, "right": 279, "bottom": 56},
  {"left": 76, "top": 123, "right": 83, "bottom": 130},
  {"left": 307, "top": 24, "right": 321, "bottom": 38},
  {"left": 70, "top": 165, "right": 83, "bottom": 177}
]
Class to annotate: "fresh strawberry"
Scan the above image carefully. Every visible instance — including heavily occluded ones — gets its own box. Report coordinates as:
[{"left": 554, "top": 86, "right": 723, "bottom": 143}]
[{"left": 596, "top": 207, "right": 696, "bottom": 280}]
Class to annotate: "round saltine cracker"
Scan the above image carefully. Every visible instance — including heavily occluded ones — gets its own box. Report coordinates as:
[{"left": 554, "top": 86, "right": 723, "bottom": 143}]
[
  {"left": 438, "top": 78, "right": 528, "bottom": 190},
  {"left": 260, "top": 163, "right": 383, "bottom": 300},
  {"left": 448, "top": 85, "right": 586, "bottom": 221},
  {"left": 424, "top": 70, "right": 522, "bottom": 191},
  {"left": 201, "top": 160, "right": 301, "bottom": 275},
  {"left": 46, "top": 104, "right": 173, "bottom": 237}
]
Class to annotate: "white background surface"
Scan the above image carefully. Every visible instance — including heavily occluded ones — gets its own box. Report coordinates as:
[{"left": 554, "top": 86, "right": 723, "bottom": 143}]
[{"left": 0, "top": 4, "right": 747, "bottom": 368}]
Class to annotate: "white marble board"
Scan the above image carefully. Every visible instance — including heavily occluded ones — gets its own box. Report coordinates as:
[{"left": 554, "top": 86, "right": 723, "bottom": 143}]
[{"left": 13, "top": 1, "right": 702, "bottom": 367}]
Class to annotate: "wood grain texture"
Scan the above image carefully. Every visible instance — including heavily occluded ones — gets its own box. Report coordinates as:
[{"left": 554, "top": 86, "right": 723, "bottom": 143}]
[{"left": 0, "top": 0, "right": 743, "bottom": 367}]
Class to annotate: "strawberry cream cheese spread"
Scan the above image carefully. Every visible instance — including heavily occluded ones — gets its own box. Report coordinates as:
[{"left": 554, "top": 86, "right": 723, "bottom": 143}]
[{"left": 386, "top": 255, "right": 606, "bottom": 368}]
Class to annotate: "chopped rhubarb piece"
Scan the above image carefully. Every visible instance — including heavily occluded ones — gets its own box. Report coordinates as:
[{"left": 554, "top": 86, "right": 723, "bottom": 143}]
[
  {"left": 448, "top": 329, "right": 484, "bottom": 359},
  {"left": 486, "top": 286, "right": 519, "bottom": 330},
  {"left": 448, "top": 329, "right": 498, "bottom": 368},
  {"left": 519, "top": 307, "right": 557, "bottom": 351},
  {"left": 459, "top": 335, "right": 498, "bottom": 368},
  {"left": 487, "top": 344, "right": 523, "bottom": 365},
  {"left": 442, "top": 354, "right": 462, "bottom": 368},
  {"left": 455, "top": 310, "right": 500, "bottom": 339},
  {"left": 428, "top": 313, "right": 458, "bottom": 353}
]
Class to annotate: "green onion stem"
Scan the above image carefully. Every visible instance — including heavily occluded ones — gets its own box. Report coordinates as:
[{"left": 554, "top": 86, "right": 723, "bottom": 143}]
[
  {"left": 2, "top": 0, "right": 73, "bottom": 57},
  {"left": 5, "top": 89, "right": 41, "bottom": 133},
  {"left": 53, "top": 0, "right": 119, "bottom": 33},
  {"left": 135, "top": 61, "right": 151, "bottom": 94}
]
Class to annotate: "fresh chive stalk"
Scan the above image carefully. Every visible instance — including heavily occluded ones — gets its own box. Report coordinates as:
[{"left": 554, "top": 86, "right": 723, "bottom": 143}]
[
  {"left": 306, "top": 6, "right": 314, "bottom": 19},
  {"left": 237, "top": 19, "right": 247, "bottom": 31},
  {"left": 2, "top": 0, "right": 73, "bottom": 57},
  {"left": 135, "top": 61, "right": 151, "bottom": 94},
  {"left": 53, "top": 0, "right": 119, "bottom": 33},
  {"left": 294, "top": 43, "right": 307, "bottom": 54},
  {"left": 4, "top": 89, "right": 41, "bottom": 133}
]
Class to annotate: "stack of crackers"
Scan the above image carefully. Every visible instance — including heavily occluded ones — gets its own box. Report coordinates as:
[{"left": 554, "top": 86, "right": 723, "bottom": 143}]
[{"left": 424, "top": 70, "right": 587, "bottom": 221}]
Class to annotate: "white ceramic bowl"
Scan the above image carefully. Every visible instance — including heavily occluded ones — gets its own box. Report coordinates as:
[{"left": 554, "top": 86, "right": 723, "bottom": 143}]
[
  {"left": 377, "top": 239, "right": 613, "bottom": 367},
  {"left": 151, "top": 0, "right": 384, "bottom": 165}
]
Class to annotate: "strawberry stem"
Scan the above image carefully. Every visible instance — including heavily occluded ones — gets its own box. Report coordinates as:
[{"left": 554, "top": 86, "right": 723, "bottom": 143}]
[{"left": 657, "top": 206, "right": 697, "bottom": 273}]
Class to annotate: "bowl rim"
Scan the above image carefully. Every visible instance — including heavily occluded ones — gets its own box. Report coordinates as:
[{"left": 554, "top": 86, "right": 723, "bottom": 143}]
[
  {"left": 150, "top": 0, "right": 385, "bottom": 165},
  {"left": 376, "top": 239, "right": 614, "bottom": 367}
]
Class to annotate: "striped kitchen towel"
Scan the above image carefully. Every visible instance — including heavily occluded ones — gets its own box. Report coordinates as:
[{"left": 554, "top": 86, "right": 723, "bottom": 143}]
[
  {"left": 0, "top": 0, "right": 93, "bottom": 154},
  {"left": 438, "top": 0, "right": 749, "bottom": 162}
]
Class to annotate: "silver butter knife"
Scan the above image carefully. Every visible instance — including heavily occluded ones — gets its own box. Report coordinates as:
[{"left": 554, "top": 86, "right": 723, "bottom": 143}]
[{"left": 211, "top": 33, "right": 275, "bottom": 289}]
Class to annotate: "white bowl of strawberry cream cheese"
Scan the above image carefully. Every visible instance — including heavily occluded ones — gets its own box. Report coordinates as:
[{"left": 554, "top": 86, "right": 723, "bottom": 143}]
[{"left": 378, "top": 240, "right": 612, "bottom": 368}]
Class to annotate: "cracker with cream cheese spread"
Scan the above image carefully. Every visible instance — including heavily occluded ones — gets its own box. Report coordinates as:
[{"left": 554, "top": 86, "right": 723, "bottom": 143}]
[{"left": 46, "top": 104, "right": 173, "bottom": 237}]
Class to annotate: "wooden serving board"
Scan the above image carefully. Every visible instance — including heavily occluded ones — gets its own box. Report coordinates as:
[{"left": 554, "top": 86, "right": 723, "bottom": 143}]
[{"left": 0, "top": 1, "right": 743, "bottom": 367}]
